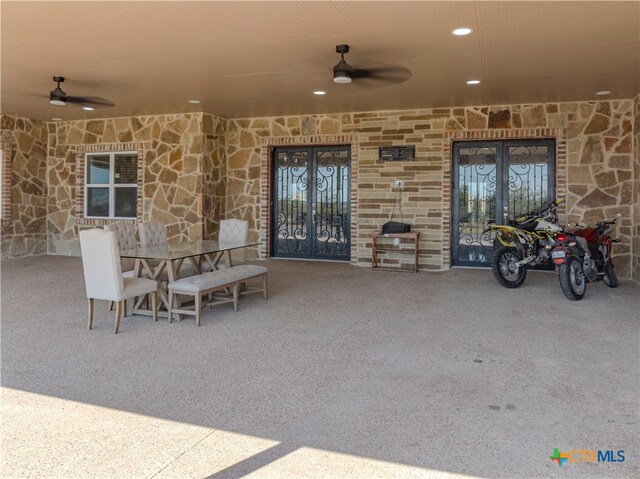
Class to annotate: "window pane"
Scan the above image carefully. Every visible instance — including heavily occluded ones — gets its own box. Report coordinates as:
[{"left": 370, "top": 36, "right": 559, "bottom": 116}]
[
  {"left": 87, "top": 156, "right": 110, "bottom": 184},
  {"left": 114, "top": 154, "right": 138, "bottom": 184},
  {"left": 87, "top": 188, "right": 109, "bottom": 217},
  {"left": 114, "top": 187, "right": 137, "bottom": 218}
]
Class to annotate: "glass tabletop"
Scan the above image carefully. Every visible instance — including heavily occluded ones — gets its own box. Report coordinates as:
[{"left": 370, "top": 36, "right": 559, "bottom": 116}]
[{"left": 120, "top": 240, "right": 259, "bottom": 260}]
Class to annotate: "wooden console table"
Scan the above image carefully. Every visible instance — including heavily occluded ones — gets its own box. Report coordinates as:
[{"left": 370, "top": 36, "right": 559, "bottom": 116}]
[{"left": 371, "top": 232, "right": 419, "bottom": 272}]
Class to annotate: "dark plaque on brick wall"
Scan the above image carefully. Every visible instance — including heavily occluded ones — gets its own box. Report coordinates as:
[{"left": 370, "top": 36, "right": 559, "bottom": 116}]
[{"left": 378, "top": 145, "right": 415, "bottom": 161}]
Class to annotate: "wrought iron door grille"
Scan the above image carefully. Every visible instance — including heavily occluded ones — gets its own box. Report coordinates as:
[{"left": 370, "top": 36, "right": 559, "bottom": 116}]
[
  {"left": 452, "top": 139, "right": 555, "bottom": 267},
  {"left": 272, "top": 146, "right": 351, "bottom": 260}
]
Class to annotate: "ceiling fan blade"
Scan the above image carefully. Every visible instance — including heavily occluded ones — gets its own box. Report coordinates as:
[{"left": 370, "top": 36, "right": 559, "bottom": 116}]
[
  {"left": 66, "top": 96, "right": 115, "bottom": 108},
  {"left": 350, "top": 69, "right": 371, "bottom": 79},
  {"left": 353, "top": 65, "right": 412, "bottom": 88}
]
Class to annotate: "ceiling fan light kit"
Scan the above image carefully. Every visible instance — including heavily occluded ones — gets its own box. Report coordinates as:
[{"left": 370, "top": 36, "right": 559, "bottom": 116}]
[
  {"left": 49, "top": 75, "right": 67, "bottom": 106},
  {"left": 333, "top": 70, "right": 352, "bottom": 84}
]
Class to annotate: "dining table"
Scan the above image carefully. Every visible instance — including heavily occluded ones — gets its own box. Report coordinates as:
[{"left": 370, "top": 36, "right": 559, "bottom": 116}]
[{"left": 120, "top": 239, "right": 259, "bottom": 318}]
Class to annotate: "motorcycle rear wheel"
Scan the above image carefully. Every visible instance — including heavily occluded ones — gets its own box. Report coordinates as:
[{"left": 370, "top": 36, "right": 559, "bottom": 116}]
[
  {"left": 603, "top": 262, "right": 618, "bottom": 288},
  {"left": 492, "top": 246, "right": 527, "bottom": 288},
  {"left": 559, "top": 255, "right": 587, "bottom": 300}
]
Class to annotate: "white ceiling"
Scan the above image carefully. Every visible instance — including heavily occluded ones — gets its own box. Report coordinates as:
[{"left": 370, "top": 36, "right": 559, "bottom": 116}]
[{"left": 1, "top": 1, "right": 639, "bottom": 121}]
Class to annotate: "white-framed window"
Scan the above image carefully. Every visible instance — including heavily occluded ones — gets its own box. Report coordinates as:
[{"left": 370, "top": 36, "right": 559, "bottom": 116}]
[{"left": 85, "top": 151, "right": 138, "bottom": 219}]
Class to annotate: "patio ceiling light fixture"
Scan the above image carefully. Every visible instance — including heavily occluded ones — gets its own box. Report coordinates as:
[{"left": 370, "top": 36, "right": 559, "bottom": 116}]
[
  {"left": 82, "top": 106, "right": 94, "bottom": 111},
  {"left": 188, "top": 99, "right": 201, "bottom": 104},
  {"left": 451, "top": 27, "right": 473, "bottom": 36},
  {"left": 466, "top": 79, "right": 481, "bottom": 85},
  {"left": 49, "top": 76, "right": 67, "bottom": 106},
  {"left": 333, "top": 69, "right": 352, "bottom": 84},
  {"left": 51, "top": 117, "right": 63, "bottom": 121},
  {"left": 595, "top": 90, "right": 611, "bottom": 96},
  {"left": 313, "top": 91, "right": 326, "bottom": 95}
]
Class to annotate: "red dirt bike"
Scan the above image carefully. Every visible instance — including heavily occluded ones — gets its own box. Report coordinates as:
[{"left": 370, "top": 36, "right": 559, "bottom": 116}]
[{"left": 551, "top": 214, "right": 621, "bottom": 300}]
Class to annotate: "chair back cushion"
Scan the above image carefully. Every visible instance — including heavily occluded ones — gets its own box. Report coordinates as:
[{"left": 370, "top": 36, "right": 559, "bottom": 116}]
[
  {"left": 138, "top": 221, "right": 167, "bottom": 248},
  {"left": 219, "top": 219, "right": 249, "bottom": 244},
  {"left": 104, "top": 222, "right": 136, "bottom": 249},
  {"left": 219, "top": 219, "right": 249, "bottom": 264},
  {"left": 104, "top": 222, "right": 136, "bottom": 271},
  {"left": 79, "top": 229, "right": 124, "bottom": 300}
]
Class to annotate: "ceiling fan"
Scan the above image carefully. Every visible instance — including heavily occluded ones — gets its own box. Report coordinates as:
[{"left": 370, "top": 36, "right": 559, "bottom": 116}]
[
  {"left": 332, "top": 44, "right": 411, "bottom": 86},
  {"left": 49, "top": 76, "right": 115, "bottom": 109}
]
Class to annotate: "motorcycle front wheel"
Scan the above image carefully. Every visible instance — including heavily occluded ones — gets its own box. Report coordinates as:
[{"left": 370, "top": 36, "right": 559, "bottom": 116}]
[
  {"left": 492, "top": 246, "right": 527, "bottom": 288},
  {"left": 603, "top": 262, "right": 618, "bottom": 288},
  {"left": 559, "top": 255, "right": 587, "bottom": 300}
]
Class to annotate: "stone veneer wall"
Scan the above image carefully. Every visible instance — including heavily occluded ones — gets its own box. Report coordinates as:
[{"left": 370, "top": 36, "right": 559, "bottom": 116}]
[
  {"left": 2, "top": 99, "right": 637, "bottom": 276},
  {"left": 203, "top": 113, "right": 227, "bottom": 240},
  {"left": 1, "top": 115, "right": 48, "bottom": 258},
  {"left": 46, "top": 113, "right": 208, "bottom": 255},
  {"left": 226, "top": 100, "right": 636, "bottom": 276},
  {"left": 633, "top": 94, "right": 640, "bottom": 282},
  {"left": 564, "top": 100, "right": 635, "bottom": 278}
]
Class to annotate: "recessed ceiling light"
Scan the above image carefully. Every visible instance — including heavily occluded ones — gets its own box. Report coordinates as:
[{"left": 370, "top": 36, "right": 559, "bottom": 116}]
[
  {"left": 452, "top": 27, "right": 473, "bottom": 36},
  {"left": 82, "top": 106, "right": 95, "bottom": 111},
  {"left": 466, "top": 79, "right": 481, "bottom": 85},
  {"left": 313, "top": 91, "right": 326, "bottom": 95},
  {"left": 188, "top": 99, "right": 201, "bottom": 104},
  {"left": 51, "top": 117, "right": 63, "bottom": 121},
  {"left": 595, "top": 90, "right": 611, "bottom": 96}
]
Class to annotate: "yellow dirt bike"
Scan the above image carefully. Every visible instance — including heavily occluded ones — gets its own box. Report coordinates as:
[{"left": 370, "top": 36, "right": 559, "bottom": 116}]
[{"left": 484, "top": 199, "right": 564, "bottom": 288}]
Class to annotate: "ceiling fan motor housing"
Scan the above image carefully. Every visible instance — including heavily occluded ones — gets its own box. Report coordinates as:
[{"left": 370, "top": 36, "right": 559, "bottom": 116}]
[
  {"left": 50, "top": 88, "right": 66, "bottom": 105},
  {"left": 50, "top": 75, "right": 67, "bottom": 105},
  {"left": 333, "top": 44, "right": 353, "bottom": 83}
]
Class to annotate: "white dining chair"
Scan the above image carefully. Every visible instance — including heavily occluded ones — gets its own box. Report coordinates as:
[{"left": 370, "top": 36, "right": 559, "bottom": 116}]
[
  {"left": 104, "top": 222, "right": 137, "bottom": 274},
  {"left": 80, "top": 229, "right": 158, "bottom": 334},
  {"left": 200, "top": 219, "right": 249, "bottom": 274},
  {"left": 219, "top": 218, "right": 249, "bottom": 267},
  {"left": 104, "top": 222, "right": 138, "bottom": 313},
  {"left": 138, "top": 221, "right": 197, "bottom": 279},
  {"left": 138, "top": 221, "right": 167, "bottom": 248}
]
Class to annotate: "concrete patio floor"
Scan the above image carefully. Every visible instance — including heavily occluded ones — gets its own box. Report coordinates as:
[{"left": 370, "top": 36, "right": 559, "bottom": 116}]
[{"left": 1, "top": 255, "right": 638, "bottom": 479}]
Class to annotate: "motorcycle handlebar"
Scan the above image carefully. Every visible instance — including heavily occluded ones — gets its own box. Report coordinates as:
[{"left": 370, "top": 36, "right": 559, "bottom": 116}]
[{"left": 522, "top": 200, "right": 559, "bottom": 218}]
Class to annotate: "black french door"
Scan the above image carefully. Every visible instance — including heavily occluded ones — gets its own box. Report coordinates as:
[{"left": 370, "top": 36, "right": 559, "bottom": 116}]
[
  {"left": 452, "top": 139, "right": 556, "bottom": 267},
  {"left": 271, "top": 146, "right": 351, "bottom": 260}
]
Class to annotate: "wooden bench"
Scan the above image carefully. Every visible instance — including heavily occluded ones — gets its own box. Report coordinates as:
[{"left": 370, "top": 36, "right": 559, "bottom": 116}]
[{"left": 168, "top": 265, "right": 268, "bottom": 326}]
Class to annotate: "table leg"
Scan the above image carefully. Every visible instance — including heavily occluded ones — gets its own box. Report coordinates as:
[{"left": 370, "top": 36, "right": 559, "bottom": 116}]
[
  {"left": 167, "top": 259, "right": 183, "bottom": 321},
  {"left": 132, "top": 259, "right": 170, "bottom": 318},
  {"left": 202, "top": 252, "right": 223, "bottom": 271},
  {"left": 189, "top": 255, "right": 203, "bottom": 274}
]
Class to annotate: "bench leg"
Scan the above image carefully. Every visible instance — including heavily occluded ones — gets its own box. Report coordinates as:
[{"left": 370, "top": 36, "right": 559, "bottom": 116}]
[
  {"left": 233, "top": 283, "right": 239, "bottom": 312},
  {"left": 195, "top": 293, "right": 202, "bottom": 327},
  {"left": 151, "top": 291, "right": 158, "bottom": 322},
  {"left": 263, "top": 274, "right": 268, "bottom": 300}
]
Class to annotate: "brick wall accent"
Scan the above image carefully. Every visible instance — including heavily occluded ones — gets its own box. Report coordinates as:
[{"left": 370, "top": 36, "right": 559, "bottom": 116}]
[
  {"left": 258, "top": 134, "right": 358, "bottom": 261},
  {"left": 633, "top": 94, "right": 640, "bottom": 282},
  {"left": 74, "top": 142, "right": 144, "bottom": 225},
  {"left": 1, "top": 132, "right": 13, "bottom": 223}
]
